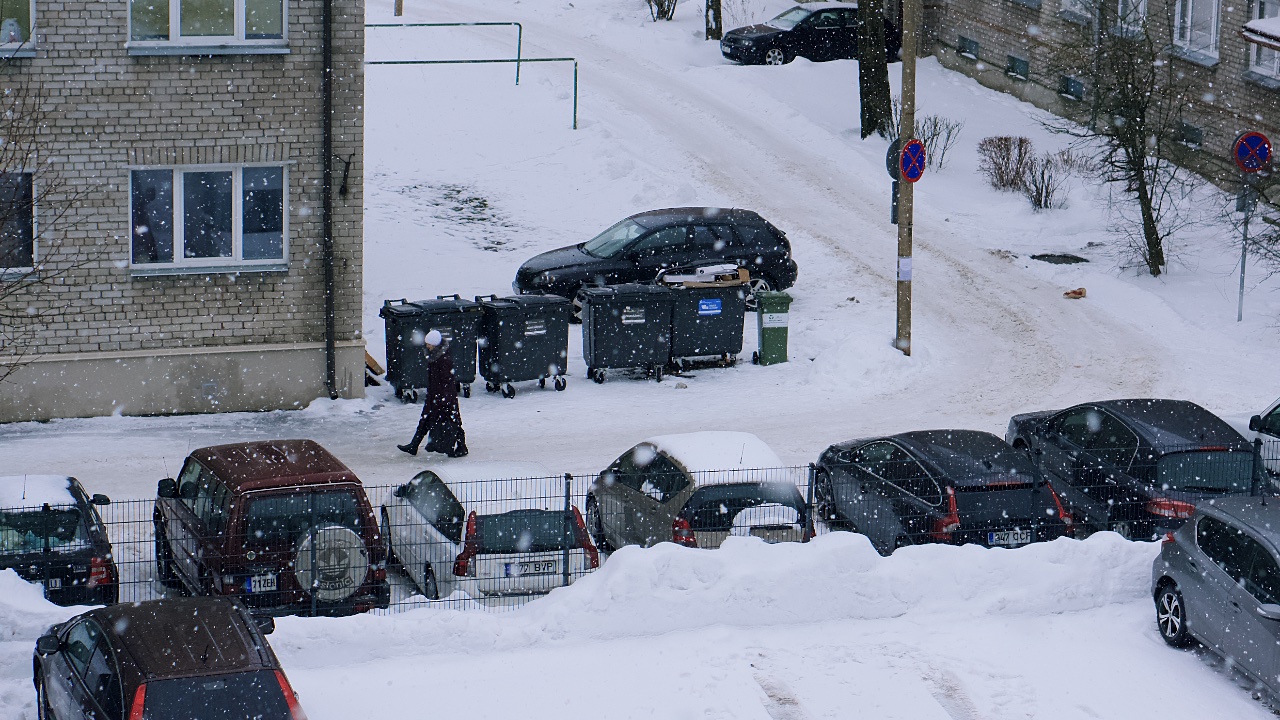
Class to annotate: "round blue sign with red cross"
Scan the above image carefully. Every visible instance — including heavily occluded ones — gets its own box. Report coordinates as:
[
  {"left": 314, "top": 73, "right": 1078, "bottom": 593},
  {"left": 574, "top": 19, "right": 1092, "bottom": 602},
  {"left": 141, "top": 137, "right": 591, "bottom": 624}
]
[
  {"left": 1234, "top": 131, "right": 1272, "bottom": 174},
  {"left": 900, "top": 138, "right": 926, "bottom": 183}
]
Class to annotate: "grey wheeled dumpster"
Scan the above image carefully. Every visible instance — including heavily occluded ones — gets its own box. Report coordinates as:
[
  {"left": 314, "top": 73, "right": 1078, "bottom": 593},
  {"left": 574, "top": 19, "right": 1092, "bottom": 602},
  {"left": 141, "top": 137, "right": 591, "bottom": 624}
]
[
  {"left": 579, "top": 284, "right": 673, "bottom": 383},
  {"left": 379, "top": 295, "right": 480, "bottom": 401},
  {"left": 476, "top": 294, "right": 571, "bottom": 398},
  {"left": 667, "top": 283, "right": 747, "bottom": 368}
]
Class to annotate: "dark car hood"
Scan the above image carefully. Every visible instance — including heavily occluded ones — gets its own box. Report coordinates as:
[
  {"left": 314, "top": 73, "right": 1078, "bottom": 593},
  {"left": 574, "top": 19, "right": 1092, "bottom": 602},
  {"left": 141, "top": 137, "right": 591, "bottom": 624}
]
[
  {"left": 519, "top": 244, "right": 598, "bottom": 275},
  {"left": 727, "top": 24, "right": 781, "bottom": 39}
]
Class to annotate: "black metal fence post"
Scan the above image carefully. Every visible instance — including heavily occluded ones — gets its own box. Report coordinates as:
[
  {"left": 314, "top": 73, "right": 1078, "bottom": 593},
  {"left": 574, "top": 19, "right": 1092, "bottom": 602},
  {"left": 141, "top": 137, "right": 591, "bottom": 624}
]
[
  {"left": 1254, "top": 437, "right": 1266, "bottom": 498},
  {"left": 562, "top": 473, "right": 572, "bottom": 588},
  {"left": 806, "top": 463, "right": 816, "bottom": 529},
  {"left": 309, "top": 492, "right": 318, "bottom": 617}
]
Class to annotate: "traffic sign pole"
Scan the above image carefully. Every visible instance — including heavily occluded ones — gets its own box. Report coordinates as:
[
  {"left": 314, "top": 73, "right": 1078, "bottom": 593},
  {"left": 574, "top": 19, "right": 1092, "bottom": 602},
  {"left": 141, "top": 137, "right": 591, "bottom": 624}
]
[
  {"left": 1231, "top": 131, "right": 1271, "bottom": 322},
  {"left": 894, "top": 0, "right": 919, "bottom": 357}
]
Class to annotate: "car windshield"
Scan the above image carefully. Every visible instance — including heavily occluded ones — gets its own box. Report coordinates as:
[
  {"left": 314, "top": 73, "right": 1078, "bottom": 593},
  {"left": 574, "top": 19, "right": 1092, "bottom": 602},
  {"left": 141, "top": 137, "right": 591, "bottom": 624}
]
[
  {"left": 766, "top": 7, "right": 811, "bottom": 29},
  {"left": 245, "top": 491, "right": 362, "bottom": 545},
  {"left": 581, "top": 218, "right": 647, "bottom": 258},
  {"left": 1156, "top": 451, "right": 1254, "bottom": 494},
  {"left": 0, "top": 507, "right": 86, "bottom": 555},
  {"left": 140, "top": 670, "right": 293, "bottom": 720},
  {"left": 683, "top": 483, "right": 805, "bottom": 532},
  {"left": 476, "top": 509, "right": 579, "bottom": 554}
]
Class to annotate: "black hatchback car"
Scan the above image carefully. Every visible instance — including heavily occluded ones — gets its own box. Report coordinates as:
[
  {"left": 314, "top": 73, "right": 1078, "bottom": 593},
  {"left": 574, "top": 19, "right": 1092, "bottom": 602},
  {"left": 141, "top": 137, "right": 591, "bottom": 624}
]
[
  {"left": 513, "top": 207, "right": 798, "bottom": 304},
  {"left": 720, "top": 2, "right": 902, "bottom": 66},
  {"left": 1, "top": 475, "right": 117, "bottom": 606},
  {"left": 1007, "top": 399, "right": 1259, "bottom": 539},
  {"left": 814, "top": 430, "right": 1074, "bottom": 555},
  {"left": 33, "top": 597, "right": 305, "bottom": 720}
]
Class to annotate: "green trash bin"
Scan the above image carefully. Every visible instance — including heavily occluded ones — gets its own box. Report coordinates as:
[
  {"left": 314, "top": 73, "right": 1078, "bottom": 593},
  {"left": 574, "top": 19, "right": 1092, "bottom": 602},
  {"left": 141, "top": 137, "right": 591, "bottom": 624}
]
[{"left": 752, "top": 291, "right": 792, "bottom": 366}]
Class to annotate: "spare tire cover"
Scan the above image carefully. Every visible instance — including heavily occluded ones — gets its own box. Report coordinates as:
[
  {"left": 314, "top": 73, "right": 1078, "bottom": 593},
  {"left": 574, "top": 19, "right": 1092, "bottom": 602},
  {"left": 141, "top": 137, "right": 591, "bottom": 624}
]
[{"left": 294, "top": 524, "right": 369, "bottom": 603}]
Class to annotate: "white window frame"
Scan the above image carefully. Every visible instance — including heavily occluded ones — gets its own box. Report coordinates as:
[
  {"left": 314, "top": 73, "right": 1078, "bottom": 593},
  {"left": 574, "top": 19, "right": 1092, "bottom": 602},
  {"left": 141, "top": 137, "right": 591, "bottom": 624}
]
[
  {"left": 0, "top": 171, "right": 36, "bottom": 279},
  {"left": 1173, "top": 0, "right": 1220, "bottom": 57},
  {"left": 129, "top": 163, "right": 289, "bottom": 275},
  {"left": 0, "top": 0, "right": 37, "bottom": 56},
  {"left": 1253, "top": 0, "right": 1280, "bottom": 78},
  {"left": 1116, "top": 0, "right": 1147, "bottom": 31},
  {"left": 126, "top": 0, "right": 288, "bottom": 55}
]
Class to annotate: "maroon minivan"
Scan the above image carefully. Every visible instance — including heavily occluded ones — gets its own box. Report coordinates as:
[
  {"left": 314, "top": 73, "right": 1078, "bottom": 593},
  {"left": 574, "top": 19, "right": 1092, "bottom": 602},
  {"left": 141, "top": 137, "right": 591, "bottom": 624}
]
[{"left": 153, "top": 439, "right": 390, "bottom": 616}]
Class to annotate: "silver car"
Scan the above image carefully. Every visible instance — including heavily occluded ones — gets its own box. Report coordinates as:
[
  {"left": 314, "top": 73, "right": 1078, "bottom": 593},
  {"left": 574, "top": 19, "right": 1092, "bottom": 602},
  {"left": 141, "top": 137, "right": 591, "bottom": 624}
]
[
  {"left": 1151, "top": 496, "right": 1280, "bottom": 695},
  {"left": 381, "top": 462, "right": 599, "bottom": 600}
]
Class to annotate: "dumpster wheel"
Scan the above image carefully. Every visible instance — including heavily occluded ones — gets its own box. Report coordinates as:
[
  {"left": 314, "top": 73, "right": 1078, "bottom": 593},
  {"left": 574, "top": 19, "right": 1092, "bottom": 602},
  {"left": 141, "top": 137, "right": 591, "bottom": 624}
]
[
  {"left": 554, "top": 376, "right": 567, "bottom": 391},
  {"left": 502, "top": 383, "right": 516, "bottom": 399},
  {"left": 485, "top": 381, "right": 499, "bottom": 393},
  {"left": 589, "top": 367, "right": 606, "bottom": 384},
  {"left": 462, "top": 383, "right": 471, "bottom": 398},
  {"left": 752, "top": 351, "right": 760, "bottom": 365},
  {"left": 404, "top": 389, "right": 419, "bottom": 403}
]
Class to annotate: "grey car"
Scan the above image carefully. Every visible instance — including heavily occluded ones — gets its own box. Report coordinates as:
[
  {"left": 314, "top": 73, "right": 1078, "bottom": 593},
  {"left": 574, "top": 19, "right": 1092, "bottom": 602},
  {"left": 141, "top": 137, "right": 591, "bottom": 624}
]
[{"left": 1151, "top": 496, "right": 1280, "bottom": 696}]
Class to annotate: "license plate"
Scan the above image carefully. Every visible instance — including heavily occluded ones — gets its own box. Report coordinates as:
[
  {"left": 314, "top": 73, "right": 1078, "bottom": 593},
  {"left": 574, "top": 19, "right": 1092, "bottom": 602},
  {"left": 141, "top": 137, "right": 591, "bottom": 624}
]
[
  {"left": 504, "top": 560, "right": 556, "bottom": 577},
  {"left": 247, "top": 574, "right": 277, "bottom": 593},
  {"left": 988, "top": 530, "right": 1032, "bottom": 546},
  {"left": 45, "top": 578, "right": 62, "bottom": 590}
]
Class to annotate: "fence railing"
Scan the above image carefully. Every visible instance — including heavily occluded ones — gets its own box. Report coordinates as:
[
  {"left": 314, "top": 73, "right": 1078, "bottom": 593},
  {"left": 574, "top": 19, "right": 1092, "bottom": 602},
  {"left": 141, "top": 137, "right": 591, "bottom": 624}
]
[{"left": 3, "top": 440, "right": 1277, "bottom": 615}]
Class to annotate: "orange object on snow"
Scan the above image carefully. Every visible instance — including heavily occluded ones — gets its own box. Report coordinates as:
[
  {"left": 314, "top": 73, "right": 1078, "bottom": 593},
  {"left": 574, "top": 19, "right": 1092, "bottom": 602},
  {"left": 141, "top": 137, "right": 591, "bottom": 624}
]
[{"left": 1062, "top": 288, "right": 1087, "bottom": 299}]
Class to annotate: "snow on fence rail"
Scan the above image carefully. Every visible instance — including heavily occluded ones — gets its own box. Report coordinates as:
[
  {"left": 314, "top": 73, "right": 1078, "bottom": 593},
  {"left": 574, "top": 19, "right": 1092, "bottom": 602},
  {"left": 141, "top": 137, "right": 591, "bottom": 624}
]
[{"left": 3, "top": 446, "right": 1277, "bottom": 615}]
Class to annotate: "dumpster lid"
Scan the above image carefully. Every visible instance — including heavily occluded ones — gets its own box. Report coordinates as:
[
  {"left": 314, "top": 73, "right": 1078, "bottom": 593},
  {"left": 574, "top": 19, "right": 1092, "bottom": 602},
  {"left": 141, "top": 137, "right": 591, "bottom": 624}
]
[
  {"left": 379, "top": 299, "right": 424, "bottom": 318},
  {"left": 579, "top": 283, "right": 672, "bottom": 298},
  {"left": 477, "top": 294, "right": 571, "bottom": 311},
  {"left": 411, "top": 295, "right": 482, "bottom": 313}
]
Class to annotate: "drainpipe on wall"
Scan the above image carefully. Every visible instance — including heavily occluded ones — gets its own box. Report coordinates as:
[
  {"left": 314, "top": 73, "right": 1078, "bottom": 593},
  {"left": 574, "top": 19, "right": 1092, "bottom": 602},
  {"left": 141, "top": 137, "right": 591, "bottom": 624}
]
[{"left": 322, "top": 0, "right": 338, "bottom": 399}]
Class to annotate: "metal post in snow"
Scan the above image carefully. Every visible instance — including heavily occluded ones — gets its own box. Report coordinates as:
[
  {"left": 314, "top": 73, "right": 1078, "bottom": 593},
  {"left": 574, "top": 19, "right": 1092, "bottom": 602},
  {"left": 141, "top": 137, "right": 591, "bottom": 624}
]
[
  {"left": 516, "top": 24, "right": 523, "bottom": 85},
  {"left": 562, "top": 474, "right": 572, "bottom": 587},
  {"left": 1238, "top": 182, "right": 1255, "bottom": 322},
  {"left": 1254, "top": 438, "right": 1266, "bottom": 499},
  {"left": 894, "top": 0, "right": 919, "bottom": 356},
  {"left": 309, "top": 492, "right": 318, "bottom": 617}
]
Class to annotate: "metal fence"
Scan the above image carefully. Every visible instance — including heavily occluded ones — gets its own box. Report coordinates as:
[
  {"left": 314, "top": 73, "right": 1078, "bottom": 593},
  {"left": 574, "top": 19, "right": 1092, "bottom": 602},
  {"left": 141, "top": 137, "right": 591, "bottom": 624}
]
[{"left": 4, "top": 439, "right": 1279, "bottom": 615}]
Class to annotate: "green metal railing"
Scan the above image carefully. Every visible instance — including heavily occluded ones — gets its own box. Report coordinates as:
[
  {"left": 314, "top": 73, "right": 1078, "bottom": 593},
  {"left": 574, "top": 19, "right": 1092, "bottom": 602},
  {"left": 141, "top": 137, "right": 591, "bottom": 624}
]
[{"left": 366, "top": 22, "right": 524, "bottom": 83}]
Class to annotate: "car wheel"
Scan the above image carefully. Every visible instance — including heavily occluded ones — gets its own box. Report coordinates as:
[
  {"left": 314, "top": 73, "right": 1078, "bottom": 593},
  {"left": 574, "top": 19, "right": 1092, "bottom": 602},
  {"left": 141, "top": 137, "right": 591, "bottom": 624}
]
[
  {"left": 153, "top": 520, "right": 179, "bottom": 589},
  {"left": 36, "top": 675, "right": 55, "bottom": 720},
  {"left": 585, "top": 495, "right": 615, "bottom": 553},
  {"left": 421, "top": 563, "right": 440, "bottom": 600},
  {"left": 381, "top": 509, "right": 400, "bottom": 569},
  {"left": 744, "top": 275, "right": 774, "bottom": 311},
  {"left": 814, "top": 471, "right": 840, "bottom": 525},
  {"left": 1156, "top": 583, "right": 1193, "bottom": 647},
  {"left": 763, "top": 48, "right": 789, "bottom": 66}
]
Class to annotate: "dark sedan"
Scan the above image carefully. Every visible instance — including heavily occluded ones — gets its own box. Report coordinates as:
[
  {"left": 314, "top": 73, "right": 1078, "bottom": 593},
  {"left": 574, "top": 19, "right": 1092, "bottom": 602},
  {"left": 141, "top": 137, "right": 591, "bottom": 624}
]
[
  {"left": 814, "top": 430, "right": 1074, "bottom": 555},
  {"left": 1, "top": 475, "right": 117, "bottom": 606},
  {"left": 513, "top": 207, "right": 798, "bottom": 305},
  {"left": 720, "top": 2, "right": 902, "bottom": 66},
  {"left": 1007, "top": 399, "right": 1259, "bottom": 540}
]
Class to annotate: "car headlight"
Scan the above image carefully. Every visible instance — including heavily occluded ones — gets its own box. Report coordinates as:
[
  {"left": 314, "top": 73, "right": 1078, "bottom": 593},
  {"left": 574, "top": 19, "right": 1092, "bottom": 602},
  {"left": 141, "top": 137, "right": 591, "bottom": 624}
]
[
  {"left": 532, "top": 272, "right": 554, "bottom": 287},
  {"left": 741, "top": 38, "right": 755, "bottom": 47}
]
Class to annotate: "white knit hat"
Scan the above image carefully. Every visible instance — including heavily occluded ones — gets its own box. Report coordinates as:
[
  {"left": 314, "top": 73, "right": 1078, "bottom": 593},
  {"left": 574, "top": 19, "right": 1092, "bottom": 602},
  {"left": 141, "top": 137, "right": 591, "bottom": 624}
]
[{"left": 424, "top": 329, "right": 443, "bottom": 347}]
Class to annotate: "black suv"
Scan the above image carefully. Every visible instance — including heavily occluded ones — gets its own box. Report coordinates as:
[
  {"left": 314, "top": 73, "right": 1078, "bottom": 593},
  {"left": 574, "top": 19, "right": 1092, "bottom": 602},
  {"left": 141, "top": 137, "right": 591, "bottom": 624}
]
[
  {"left": 513, "top": 207, "right": 798, "bottom": 303},
  {"left": 720, "top": 2, "right": 902, "bottom": 66},
  {"left": 0, "top": 475, "right": 117, "bottom": 606}
]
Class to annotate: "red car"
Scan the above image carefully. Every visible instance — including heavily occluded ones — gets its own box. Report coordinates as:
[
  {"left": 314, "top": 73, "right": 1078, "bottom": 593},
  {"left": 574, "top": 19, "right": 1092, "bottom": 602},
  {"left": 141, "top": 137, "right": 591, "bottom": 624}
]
[{"left": 153, "top": 439, "right": 390, "bottom": 616}]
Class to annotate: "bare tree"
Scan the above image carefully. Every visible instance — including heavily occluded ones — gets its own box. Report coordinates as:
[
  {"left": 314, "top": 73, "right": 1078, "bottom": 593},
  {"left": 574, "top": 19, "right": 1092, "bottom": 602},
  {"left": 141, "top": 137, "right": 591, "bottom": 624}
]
[
  {"left": 646, "top": 0, "right": 679, "bottom": 21},
  {"left": 1045, "top": 1, "right": 1194, "bottom": 276},
  {"left": 706, "top": 0, "right": 723, "bottom": 40},
  {"left": 857, "top": 0, "right": 893, "bottom": 139},
  {"left": 0, "top": 78, "right": 88, "bottom": 386}
]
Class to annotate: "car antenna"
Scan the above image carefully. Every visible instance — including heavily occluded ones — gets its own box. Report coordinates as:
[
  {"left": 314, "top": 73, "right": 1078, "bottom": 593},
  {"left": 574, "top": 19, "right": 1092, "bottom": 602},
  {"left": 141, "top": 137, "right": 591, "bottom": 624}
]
[
  {"left": 21, "top": 474, "right": 27, "bottom": 502},
  {"left": 200, "top": 643, "right": 211, "bottom": 664},
  {"left": 740, "top": 443, "right": 746, "bottom": 465}
]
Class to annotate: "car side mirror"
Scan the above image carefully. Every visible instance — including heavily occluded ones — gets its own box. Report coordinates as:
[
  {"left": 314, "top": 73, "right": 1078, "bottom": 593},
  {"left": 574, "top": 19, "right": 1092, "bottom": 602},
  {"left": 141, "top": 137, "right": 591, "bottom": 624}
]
[
  {"left": 1258, "top": 604, "right": 1280, "bottom": 621},
  {"left": 393, "top": 485, "right": 408, "bottom": 498},
  {"left": 157, "top": 478, "right": 177, "bottom": 498},
  {"left": 1250, "top": 415, "right": 1264, "bottom": 432},
  {"left": 35, "top": 634, "right": 61, "bottom": 656},
  {"left": 90, "top": 494, "right": 111, "bottom": 506},
  {"left": 252, "top": 615, "right": 276, "bottom": 635}
]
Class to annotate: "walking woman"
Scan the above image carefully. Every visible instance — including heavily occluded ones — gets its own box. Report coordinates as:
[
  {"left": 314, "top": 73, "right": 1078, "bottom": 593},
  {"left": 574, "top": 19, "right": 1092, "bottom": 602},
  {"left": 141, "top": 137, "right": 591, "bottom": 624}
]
[{"left": 398, "top": 330, "right": 469, "bottom": 457}]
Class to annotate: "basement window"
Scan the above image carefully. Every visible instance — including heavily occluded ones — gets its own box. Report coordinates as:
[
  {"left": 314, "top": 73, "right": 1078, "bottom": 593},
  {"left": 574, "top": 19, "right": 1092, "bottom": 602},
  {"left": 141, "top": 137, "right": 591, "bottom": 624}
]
[
  {"left": 1177, "top": 122, "right": 1204, "bottom": 148},
  {"left": 1058, "top": 76, "right": 1085, "bottom": 101},
  {"left": 1006, "top": 55, "right": 1030, "bottom": 80},
  {"left": 957, "top": 36, "right": 980, "bottom": 60}
]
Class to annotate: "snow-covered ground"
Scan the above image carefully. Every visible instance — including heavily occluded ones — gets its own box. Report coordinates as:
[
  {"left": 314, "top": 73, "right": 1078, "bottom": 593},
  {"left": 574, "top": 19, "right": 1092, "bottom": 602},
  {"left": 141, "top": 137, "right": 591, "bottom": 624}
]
[{"left": 3, "top": 0, "right": 1280, "bottom": 716}]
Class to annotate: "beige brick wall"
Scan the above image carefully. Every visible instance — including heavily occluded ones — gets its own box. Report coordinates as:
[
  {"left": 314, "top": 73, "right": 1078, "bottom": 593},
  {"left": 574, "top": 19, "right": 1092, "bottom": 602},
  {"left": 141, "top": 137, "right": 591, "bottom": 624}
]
[{"left": 1, "top": 0, "right": 364, "bottom": 357}]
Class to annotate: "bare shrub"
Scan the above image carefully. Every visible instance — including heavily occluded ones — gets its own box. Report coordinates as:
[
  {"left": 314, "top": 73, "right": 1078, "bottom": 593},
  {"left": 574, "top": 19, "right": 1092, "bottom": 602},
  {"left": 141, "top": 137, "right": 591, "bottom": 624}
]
[
  {"left": 722, "top": 0, "right": 760, "bottom": 28},
  {"left": 647, "top": 0, "right": 679, "bottom": 20},
  {"left": 884, "top": 96, "right": 964, "bottom": 170},
  {"left": 977, "top": 136, "right": 1035, "bottom": 191},
  {"left": 1023, "top": 152, "right": 1069, "bottom": 211}
]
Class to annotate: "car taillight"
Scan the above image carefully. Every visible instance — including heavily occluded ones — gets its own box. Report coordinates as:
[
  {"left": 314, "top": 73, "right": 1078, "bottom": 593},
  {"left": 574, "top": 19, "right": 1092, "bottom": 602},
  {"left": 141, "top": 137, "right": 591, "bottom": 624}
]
[
  {"left": 929, "top": 487, "right": 961, "bottom": 541},
  {"left": 370, "top": 560, "right": 387, "bottom": 583},
  {"left": 453, "top": 512, "right": 480, "bottom": 577},
  {"left": 802, "top": 517, "right": 815, "bottom": 543},
  {"left": 88, "top": 556, "right": 115, "bottom": 588},
  {"left": 570, "top": 506, "right": 600, "bottom": 569},
  {"left": 1045, "top": 483, "right": 1075, "bottom": 536},
  {"left": 127, "top": 684, "right": 146, "bottom": 720},
  {"left": 1162, "top": 532, "right": 1176, "bottom": 545},
  {"left": 672, "top": 515, "right": 697, "bottom": 547},
  {"left": 274, "top": 670, "right": 308, "bottom": 720},
  {"left": 1146, "top": 498, "right": 1195, "bottom": 520}
]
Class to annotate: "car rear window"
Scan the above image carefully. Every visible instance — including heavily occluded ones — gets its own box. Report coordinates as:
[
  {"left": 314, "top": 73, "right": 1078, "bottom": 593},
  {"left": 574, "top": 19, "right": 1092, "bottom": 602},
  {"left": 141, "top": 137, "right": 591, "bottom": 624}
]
[
  {"left": 475, "top": 509, "right": 580, "bottom": 554},
  {"left": 245, "top": 491, "right": 362, "bottom": 544},
  {"left": 1157, "top": 451, "right": 1253, "bottom": 494},
  {"left": 141, "top": 670, "right": 292, "bottom": 720},
  {"left": 405, "top": 474, "right": 465, "bottom": 544},
  {"left": 683, "top": 483, "right": 805, "bottom": 533},
  {"left": 0, "top": 507, "right": 86, "bottom": 555},
  {"left": 734, "top": 224, "right": 785, "bottom": 254}
]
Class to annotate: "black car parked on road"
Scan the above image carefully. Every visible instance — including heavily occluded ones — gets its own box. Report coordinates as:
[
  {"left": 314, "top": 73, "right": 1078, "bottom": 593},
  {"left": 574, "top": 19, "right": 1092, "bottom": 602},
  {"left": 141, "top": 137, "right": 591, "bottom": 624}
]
[
  {"left": 513, "top": 207, "right": 798, "bottom": 306},
  {"left": 1007, "top": 399, "right": 1258, "bottom": 540},
  {"left": 720, "top": 2, "right": 902, "bottom": 66},
  {"left": 814, "top": 430, "right": 1074, "bottom": 555},
  {"left": 33, "top": 597, "right": 305, "bottom": 720},
  {"left": 1, "top": 475, "right": 116, "bottom": 606}
]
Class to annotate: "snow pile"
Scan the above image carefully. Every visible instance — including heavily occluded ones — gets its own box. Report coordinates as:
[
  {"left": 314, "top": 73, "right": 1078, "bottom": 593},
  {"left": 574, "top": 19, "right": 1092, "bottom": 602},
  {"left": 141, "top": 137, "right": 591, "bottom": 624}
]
[
  {"left": 646, "top": 431, "right": 784, "bottom": 472},
  {"left": 0, "top": 570, "right": 80, "bottom": 641},
  {"left": 1245, "top": 16, "right": 1280, "bottom": 45}
]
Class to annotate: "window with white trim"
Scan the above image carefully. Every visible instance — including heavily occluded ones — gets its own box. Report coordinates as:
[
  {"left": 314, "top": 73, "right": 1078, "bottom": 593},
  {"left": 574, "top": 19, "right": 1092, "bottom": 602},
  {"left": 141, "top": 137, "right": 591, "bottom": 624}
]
[
  {"left": 130, "top": 165, "right": 287, "bottom": 269},
  {"left": 1255, "top": 0, "right": 1280, "bottom": 78},
  {"left": 1173, "top": 0, "right": 1219, "bottom": 56},
  {"left": 0, "top": 172, "right": 33, "bottom": 271},
  {"left": 0, "top": 0, "right": 33, "bottom": 51},
  {"left": 129, "top": 0, "right": 284, "bottom": 45},
  {"left": 1116, "top": 0, "right": 1146, "bottom": 30}
]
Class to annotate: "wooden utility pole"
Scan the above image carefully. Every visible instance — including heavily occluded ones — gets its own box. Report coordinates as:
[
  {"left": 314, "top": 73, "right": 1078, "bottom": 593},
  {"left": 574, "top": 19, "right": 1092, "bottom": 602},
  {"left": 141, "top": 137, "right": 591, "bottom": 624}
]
[
  {"left": 394, "top": 0, "right": 403, "bottom": 16},
  {"left": 894, "top": 0, "right": 919, "bottom": 356}
]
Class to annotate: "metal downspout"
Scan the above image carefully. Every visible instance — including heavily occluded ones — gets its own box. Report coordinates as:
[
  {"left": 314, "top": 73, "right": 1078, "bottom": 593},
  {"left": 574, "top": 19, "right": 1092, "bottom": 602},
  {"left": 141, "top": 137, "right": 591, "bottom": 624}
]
[{"left": 322, "top": 0, "right": 337, "bottom": 399}]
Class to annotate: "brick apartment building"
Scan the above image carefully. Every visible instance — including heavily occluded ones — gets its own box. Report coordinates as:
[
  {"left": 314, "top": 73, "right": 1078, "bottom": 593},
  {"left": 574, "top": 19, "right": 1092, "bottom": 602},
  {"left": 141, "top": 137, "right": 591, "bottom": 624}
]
[
  {"left": 925, "top": 0, "right": 1280, "bottom": 196},
  {"left": 0, "top": 0, "right": 365, "bottom": 423}
]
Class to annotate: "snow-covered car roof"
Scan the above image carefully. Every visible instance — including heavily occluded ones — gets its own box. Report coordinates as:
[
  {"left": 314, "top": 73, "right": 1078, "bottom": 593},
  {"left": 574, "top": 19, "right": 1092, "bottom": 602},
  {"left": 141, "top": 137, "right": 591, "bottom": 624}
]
[
  {"left": 0, "top": 476, "right": 77, "bottom": 509},
  {"left": 1244, "top": 16, "right": 1280, "bottom": 51},
  {"left": 641, "top": 431, "right": 790, "bottom": 487},
  {"left": 414, "top": 462, "right": 560, "bottom": 513},
  {"left": 793, "top": 1, "right": 859, "bottom": 11}
]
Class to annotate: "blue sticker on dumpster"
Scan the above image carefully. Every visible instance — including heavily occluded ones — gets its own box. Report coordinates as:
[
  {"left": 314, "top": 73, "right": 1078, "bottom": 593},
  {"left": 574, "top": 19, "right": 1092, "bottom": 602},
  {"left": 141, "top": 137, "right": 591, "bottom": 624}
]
[{"left": 697, "top": 298, "right": 722, "bottom": 316}]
